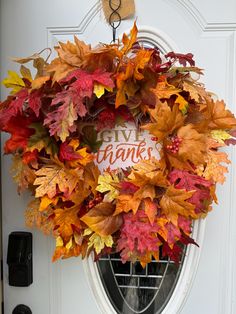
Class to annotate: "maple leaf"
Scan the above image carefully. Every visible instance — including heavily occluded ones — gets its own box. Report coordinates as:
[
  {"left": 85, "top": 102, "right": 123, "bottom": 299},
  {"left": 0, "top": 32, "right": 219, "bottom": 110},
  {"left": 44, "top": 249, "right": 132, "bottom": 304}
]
[
  {"left": 117, "top": 210, "right": 161, "bottom": 263},
  {"left": 151, "top": 77, "right": 181, "bottom": 100},
  {"left": 96, "top": 172, "right": 120, "bottom": 202},
  {"left": 59, "top": 139, "right": 93, "bottom": 167},
  {"left": 34, "top": 160, "right": 83, "bottom": 198},
  {"left": 61, "top": 69, "right": 114, "bottom": 97},
  {"left": 115, "top": 185, "right": 155, "bottom": 215},
  {"left": 115, "top": 62, "right": 138, "bottom": 108},
  {"left": 2, "top": 70, "right": 25, "bottom": 94},
  {"left": 11, "top": 155, "right": 36, "bottom": 193},
  {"left": 81, "top": 202, "right": 123, "bottom": 237},
  {"left": 206, "top": 100, "right": 236, "bottom": 130},
  {"left": 169, "top": 169, "right": 212, "bottom": 213},
  {"left": 54, "top": 206, "right": 81, "bottom": 239},
  {"left": 27, "top": 123, "right": 58, "bottom": 156},
  {"left": 178, "top": 215, "right": 192, "bottom": 235},
  {"left": 46, "top": 36, "right": 91, "bottom": 82},
  {"left": 115, "top": 49, "right": 153, "bottom": 108},
  {"left": 165, "top": 222, "right": 181, "bottom": 247},
  {"left": 84, "top": 228, "right": 113, "bottom": 254},
  {"left": 160, "top": 185, "right": 197, "bottom": 226},
  {"left": 177, "top": 124, "right": 207, "bottom": 165},
  {"left": 142, "top": 102, "right": 185, "bottom": 141},
  {"left": 128, "top": 158, "right": 168, "bottom": 187}
]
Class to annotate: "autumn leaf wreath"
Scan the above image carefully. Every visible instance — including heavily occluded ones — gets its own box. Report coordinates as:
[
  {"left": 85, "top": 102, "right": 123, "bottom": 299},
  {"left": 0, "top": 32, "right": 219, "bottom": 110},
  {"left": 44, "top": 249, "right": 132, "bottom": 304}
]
[{"left": 1, "top": 23, "right": 236, "bottom": 266}]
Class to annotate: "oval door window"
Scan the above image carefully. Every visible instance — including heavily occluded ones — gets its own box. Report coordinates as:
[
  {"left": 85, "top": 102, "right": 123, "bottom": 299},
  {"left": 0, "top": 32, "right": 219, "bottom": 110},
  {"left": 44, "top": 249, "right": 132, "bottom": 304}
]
[
  {"left": 97, "top": 249, "right": 185, "bottom": 314},
  {"left": 85, "top": 28, "right": 203, "bottom": 314}
]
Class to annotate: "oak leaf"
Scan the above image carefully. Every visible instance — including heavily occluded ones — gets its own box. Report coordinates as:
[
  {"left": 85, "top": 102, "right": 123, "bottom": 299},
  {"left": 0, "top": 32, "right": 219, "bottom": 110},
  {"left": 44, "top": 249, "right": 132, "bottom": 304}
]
[
  {"left": 11, "top": 155, "right": 36, "bottom": 193},
  {"left": 25, "top": 199, "right": 53, "bottom": 235},
  {"left": 44, "top": 93, "right": 79, "bottom": 142},
  {"left": 169, "top": 169, "right": 212, "bottom": 213}
]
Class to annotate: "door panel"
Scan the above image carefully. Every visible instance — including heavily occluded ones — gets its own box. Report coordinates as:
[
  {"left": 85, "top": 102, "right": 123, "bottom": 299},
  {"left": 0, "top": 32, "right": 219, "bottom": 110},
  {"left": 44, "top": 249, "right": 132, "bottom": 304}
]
[{"left": 1, "top": 1, "right": 236, "bottom": 313}]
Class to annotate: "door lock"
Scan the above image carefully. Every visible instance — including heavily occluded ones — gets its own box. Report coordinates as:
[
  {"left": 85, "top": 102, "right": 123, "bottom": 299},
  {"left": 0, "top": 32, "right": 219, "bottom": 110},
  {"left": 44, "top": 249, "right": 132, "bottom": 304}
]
[{"left": 7, "top": 232, "right": 33, "bottom": 287}]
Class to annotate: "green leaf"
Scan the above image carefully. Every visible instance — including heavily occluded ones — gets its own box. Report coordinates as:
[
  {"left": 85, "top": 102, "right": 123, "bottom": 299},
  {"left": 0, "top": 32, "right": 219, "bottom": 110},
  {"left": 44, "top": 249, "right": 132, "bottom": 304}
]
[
  {"left": 28, "top": 123, "right": 58, "bottom": 156},
  {"left": 82, "top": 125, "right": 103, "bottom": 152}
]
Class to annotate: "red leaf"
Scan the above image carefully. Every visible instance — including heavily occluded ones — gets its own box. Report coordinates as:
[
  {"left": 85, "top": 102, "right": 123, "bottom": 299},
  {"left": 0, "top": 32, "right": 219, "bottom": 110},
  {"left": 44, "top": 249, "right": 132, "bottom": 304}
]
[
  {"left": 22, "top": 150, "right": 38, "bottom": 164},
  {"left": 59, "top": 142, "right": 82, "bottom": 161},
  {"left": 3, "top": 116, "right": 35, "bottom": 153},
  {"left": 62, "top": 69, "right": 115, "bottom": 98},
  {"left": 169, "top": 169, "right": 212, "bottom": 213},
  {"left": 0, "top": 89, "right": 28, "bottom": 127},
  {"left": 28, "top": 89, "right": 42, "bottom": 117},
  {"left": 120, "top": 181, "right": 139, "bottom": 194},
  {"left": 165, "top": 52, "right": 195, "bottom": 67}
]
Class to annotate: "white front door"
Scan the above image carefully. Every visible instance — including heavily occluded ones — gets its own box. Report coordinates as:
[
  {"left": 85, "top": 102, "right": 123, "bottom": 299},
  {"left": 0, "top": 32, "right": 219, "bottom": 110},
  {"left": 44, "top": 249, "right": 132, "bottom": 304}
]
[{"left": 1, "top": 1, "right": 236, "bottom": 313}]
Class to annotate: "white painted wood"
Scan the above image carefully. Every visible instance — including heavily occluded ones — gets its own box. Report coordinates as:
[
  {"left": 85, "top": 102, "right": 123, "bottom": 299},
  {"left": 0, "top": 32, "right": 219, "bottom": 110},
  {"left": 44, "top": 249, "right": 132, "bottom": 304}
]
[{"left": 1, "top": 1, "right": 236, "bottom": 313}]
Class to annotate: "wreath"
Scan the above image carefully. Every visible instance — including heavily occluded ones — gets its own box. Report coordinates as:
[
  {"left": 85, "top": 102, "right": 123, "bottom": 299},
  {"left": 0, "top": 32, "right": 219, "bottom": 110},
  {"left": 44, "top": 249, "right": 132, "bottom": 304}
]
[{"left": 1, "top": 23, "right": 236, "bottom": 266}]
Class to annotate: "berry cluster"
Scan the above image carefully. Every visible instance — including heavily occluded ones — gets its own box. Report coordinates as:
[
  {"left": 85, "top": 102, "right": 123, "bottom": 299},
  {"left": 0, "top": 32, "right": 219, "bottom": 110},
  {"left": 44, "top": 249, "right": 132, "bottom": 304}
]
[
  {"left": 87, "top": 193, "right": 103, "bottom": 209},
  {"left": 166, "top": 136, "right": 182, "bottom": 154},
  {"left": 151, "top": 136, "right": 158, "bottom": 141}
]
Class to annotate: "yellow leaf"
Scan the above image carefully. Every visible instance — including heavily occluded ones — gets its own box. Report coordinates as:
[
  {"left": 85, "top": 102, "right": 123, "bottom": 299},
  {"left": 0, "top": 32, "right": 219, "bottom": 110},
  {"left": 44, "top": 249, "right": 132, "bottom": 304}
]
[
  {"left": 56, "top": 236, "right": 64, "bottom": 247},
  {"left": 39, "top": 195, "right": 59, "bottom": 211},
  {"left": 175, "top": 94, "right": 188, "bottom": 114},
  {"left": 85, "top": 228, "right": 113, "bottom": 254},
  {"left": 96, "top": 172, "right": 119, "bottom": 202},
  {"left": 93, "top": 83, "right": 113, "bottom": 98},
  {"left": 2, "top": 70, "right": 25, "bottom": 94},
  {"left": 211, "top": 130, "right": 231, "bottom": 144}
]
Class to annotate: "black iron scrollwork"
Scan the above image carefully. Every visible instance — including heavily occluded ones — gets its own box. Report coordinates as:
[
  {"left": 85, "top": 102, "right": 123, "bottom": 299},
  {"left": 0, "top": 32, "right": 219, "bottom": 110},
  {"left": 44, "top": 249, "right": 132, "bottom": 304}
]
[{"left": 108, "top": 0, "right": 122, "bottom": 42}]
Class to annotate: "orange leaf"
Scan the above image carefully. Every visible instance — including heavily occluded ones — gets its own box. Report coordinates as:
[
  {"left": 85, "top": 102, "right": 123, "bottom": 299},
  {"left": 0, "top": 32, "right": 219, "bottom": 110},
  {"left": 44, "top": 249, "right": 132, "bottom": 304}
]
[
  {"left": 142, "top": 102, "right": 185, "bottom": 141},
  {"left": 120, "top": 22, "right": 138, "bottom": 56},
  {"left": 177, "top": 124, "right": 207, "bottom": 165},
  {"left": 143, "top": 198, "right": 157, "bottom": 224},
  {"left": 160, "top": 185, "right": 197, "bottom": 225},
  {"left": 206, "top": 100, "right": 236, "bottom": 130},
  {"left": 54, "top": 206, "right": 81, "bottom": 239},
  {"left": 81, "top": 202, "right": 123, "bottom": 236}
]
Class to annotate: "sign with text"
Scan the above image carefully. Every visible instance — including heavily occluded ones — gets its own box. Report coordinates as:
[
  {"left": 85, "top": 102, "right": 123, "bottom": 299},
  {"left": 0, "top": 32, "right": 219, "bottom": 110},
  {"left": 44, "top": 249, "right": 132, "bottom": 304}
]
[{"left": 95, "top": 123, "right": 160, "bottom": 171}]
